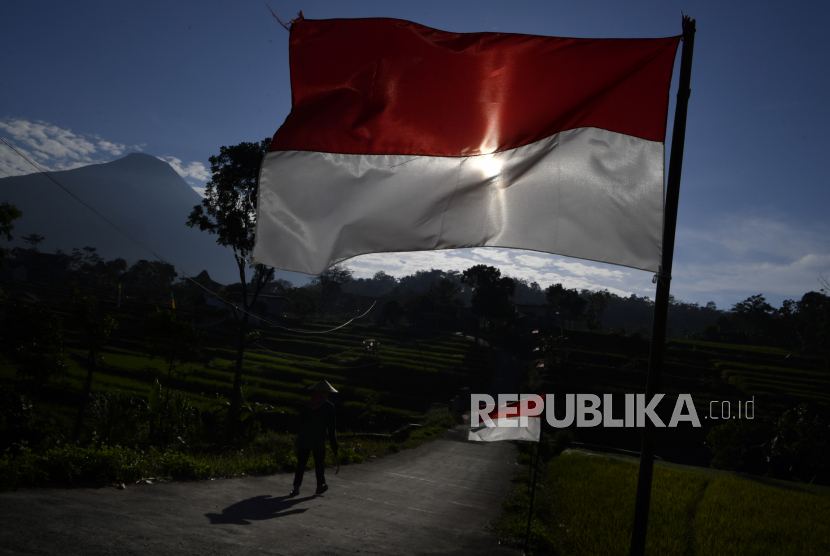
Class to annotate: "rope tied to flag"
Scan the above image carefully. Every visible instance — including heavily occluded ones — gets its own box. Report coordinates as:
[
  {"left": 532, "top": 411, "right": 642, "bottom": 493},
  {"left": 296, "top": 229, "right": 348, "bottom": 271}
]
[
  {"left": 265, "top": 4, "right": 303, "bottom": 32},
  {"left": 652, "top": 266, "right": 672, "bottom": 287}
]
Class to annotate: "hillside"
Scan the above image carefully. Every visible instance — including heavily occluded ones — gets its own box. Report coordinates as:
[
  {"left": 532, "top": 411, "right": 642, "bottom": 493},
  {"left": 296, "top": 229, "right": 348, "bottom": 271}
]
[{"left": 2, "top": 153, "right": 240, "bottom": 285}]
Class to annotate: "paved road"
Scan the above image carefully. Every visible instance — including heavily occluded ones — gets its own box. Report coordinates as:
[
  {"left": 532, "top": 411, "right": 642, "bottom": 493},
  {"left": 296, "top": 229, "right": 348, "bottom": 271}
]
[{"left": 0, "top": 428, "right": 522, "bottom": 556}]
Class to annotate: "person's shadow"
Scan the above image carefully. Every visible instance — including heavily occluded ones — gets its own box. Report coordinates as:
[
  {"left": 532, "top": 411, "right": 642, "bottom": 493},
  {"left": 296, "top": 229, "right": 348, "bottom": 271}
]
[{"left": 205, "top": 494, "right": 314, "bottom": 525}]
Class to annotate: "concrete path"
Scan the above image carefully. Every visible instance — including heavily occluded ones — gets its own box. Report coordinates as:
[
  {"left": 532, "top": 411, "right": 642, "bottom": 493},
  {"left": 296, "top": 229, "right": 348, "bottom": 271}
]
[{"left": 0, "top": 428, "right": 522, "bottom": 556}]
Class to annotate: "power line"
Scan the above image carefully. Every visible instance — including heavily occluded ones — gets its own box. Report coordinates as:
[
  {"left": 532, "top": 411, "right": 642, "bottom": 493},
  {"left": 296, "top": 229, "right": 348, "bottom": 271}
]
[{"left": 0, "top": 136, "right": 374, "bottom": 335}]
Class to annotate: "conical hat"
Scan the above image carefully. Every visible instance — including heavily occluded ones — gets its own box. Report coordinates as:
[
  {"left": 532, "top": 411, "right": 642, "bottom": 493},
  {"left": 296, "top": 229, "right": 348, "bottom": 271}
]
[{"left": 309, "top": 380, "right": 338, "bottom": 393}]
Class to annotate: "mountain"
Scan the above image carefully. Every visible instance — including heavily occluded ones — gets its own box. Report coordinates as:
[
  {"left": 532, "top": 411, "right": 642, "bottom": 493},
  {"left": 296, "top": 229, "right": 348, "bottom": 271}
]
[{"left": 0, "top": 153, "right": 301, "bottom": 286}]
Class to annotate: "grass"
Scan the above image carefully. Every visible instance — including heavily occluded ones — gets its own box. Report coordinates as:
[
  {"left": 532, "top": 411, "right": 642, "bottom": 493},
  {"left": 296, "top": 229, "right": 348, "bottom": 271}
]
[
  {"left": 2, "top": 293, "right": 494, "bottom": 431},
  {"left": 1, "top": 281, "right": 486, "bottom": 490},
  {"left": 494, "top": 449, "right": 830, "bottom": 555},
  {"left": 694, "top": 477, "right": 830, "bottom": 556},
  {"left": 714, "top": 359, "right": 830, "bottom": 403},
  {"left": 0, "top": 408, "right": 460, "bottom": 490}
]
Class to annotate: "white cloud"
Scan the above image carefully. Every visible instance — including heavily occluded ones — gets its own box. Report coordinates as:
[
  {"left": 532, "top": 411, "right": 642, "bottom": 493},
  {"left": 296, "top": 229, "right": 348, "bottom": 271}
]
[
  {"left": 342, "top": 248, "right": 647, "bottom": 299},
  {"left": 157, "top": 156, "right": 210, "bottom": 183},
  {"left": 0, "top": 117, "right": 144, "bottom": 178},
  {"left": 549, "top": 260, "right": 627, "bottom": 280},
  {"left": 514, "top": 254, "right": 552, "bottom": 268},
  {"left": 672, "top": 212, "right": 830, "bottom": 307},
  {"left": 346, "top": 212, "right": 830, "bottom": 308},
  {"left": 97, "top": 140, "right": 129, "bottom": 156},
  {"left": 469, "top": 248, "right": 513, "bottom": 264}
]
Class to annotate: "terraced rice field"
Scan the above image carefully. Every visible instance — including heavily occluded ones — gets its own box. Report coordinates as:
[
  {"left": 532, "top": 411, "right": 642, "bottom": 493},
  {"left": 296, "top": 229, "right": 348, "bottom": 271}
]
[{"left": 1, "top": 281, "right": 496, "bottom": 431}]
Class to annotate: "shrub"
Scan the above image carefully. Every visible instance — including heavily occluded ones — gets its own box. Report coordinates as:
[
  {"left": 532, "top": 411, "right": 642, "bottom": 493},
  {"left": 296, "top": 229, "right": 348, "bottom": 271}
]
[
  {"left": 337, "top": 443, "right": 364, "bottom": 464},
  {"left": 159, "top": 451, "right": 211, "bottom": 480}
]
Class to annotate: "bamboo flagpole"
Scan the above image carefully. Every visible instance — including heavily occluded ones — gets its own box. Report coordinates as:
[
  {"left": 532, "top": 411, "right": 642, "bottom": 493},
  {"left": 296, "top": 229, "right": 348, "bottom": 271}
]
[{"left": 629, "top": 16, "right": 696, "bottom": 556}]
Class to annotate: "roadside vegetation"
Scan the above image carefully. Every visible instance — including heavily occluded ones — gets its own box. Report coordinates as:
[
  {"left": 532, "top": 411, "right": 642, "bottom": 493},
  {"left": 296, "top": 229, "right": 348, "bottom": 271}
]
[
  {"left": 495, "top": 449, "right": 830, "bottom": 556},
  {"left": 0, "top": 278, "right": 484, "bottom": 490},
  {"left": 0, "top": 409, "right": 459, "bottom": 489}
]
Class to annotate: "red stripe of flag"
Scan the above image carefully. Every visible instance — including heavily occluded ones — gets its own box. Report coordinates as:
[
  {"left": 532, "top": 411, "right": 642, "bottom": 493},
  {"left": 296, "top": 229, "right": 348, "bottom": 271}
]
[
  {"left": 488, "top": 394, "right": 546, "bottom": 421},
  {"left": 272, "top": 18, "right": 680, "bottom": 156}
]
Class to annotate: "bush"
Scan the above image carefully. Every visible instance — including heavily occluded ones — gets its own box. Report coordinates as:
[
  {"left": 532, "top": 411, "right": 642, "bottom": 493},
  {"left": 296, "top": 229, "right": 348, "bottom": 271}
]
[
  {"left": 337, "top": 443, "right": 364, "bottom": 464},
  {"left": 159, "top": 452, "right": 211, "bottom": 480},
  {"left": 706, "top": 417, "right": 772, "bottom": 475},
  {"left": 0, "top": 444, "right": 148, "bottom": 488},
  {"left": 421, "top": 408, "right": 460, "bottom": 429},
  {"left": 87, "top": 390, "right": 149, "bottom": 447}
]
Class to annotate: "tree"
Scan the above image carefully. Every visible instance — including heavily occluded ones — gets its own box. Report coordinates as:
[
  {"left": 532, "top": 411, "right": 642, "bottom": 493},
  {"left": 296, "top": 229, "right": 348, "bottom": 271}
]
[
  {"left": 65, "top": 246, "right": 104, "bottom": 272},
  {"left": 71, "top": 287, "right": 118, "bottom": 441},
  {"left": 461, "top": 265, "right": 516, "bottom": 330},
  {"left": 731, "top": 294, "right": 775, "bottom": 342},
  {"left": 0, "top": 200, "right": 22, "bottom": 267},
  {"left": 80, "top": 246, "right": 103, "bottom": 266},
  {"left": 104, "top": 257, "right": 127, "bottom": 280},
  {"left": 380, "top": 299, "right": 404, "bottom": 326},
  {"left": 345, "top": 270, "right": 398, "bottom": 297},
  {"left": 310, "top": 263, "right": 353, "bottom": 315},
  {"left": 426, "top": 277, "right": 464, "bottom": 321},
  {"left": 797, "top": 290, "right": 830, "bottom": 371},
  {"left": 128, "top": 259, "right": 176, "bottom": 287},
  {"left": 186, "top": 138, "right": 275, "bottom": 440},
  {"left": 403, "top": 277, "right": 463, "bottom": 328},
  {"left": 145, "top": 307, "right": 205, "bottom": 446},
  {"left": 371, "top": 271, "right": 398, "bottom": 295},
  {"left": 21, "top": 233, "right": 45, "bottom": 252},
  {"left": 262, "top": 277, "right": 294, "bottom": 295},
  {"left": 545, "top": 283, "right": 587, "bottom": 329},
  {"left": 586, "top": 290, "right": 612, "bottom": 332}
]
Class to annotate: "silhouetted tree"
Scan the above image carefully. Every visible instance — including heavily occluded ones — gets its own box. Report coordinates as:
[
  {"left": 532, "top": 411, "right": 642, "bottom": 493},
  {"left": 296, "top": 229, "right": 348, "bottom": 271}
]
[
  {"left": 380, "top": 299, "right": 404, "bottom": 326},
  {"left": 345, "top": 270, "right": 398, "bottom": 297},
  {"left": 545, "top": 283, "right": 586, "bottom": 329},
  {"left": 461, "top": 265, "right": 516, "bottom": 330},
  {"left": 731, "top": 294, "right": 776, "bottom": 342},
  {"left": 186, "top": 138, "right": 275, "bottom": 440},
  {"left": 310, "top": 263, "right": 352, "bottom": 315},
  {"left": 426, "top": 278, "right": 464, "bottom": 321},
  {"left": 98, "top": 257, "right": 128, "bottom": 287},
  {"left": 0, "top": 200, "right": 22, "bottom": 267},
  {"left": 21, "top": 233, "right": 45, "bottom": 252},
  {"left": 586, "top": 290, "right": 612, "bottom": 332},
  {"left": 512, "top": 278, "right": 546, "bottom": 305},
  {"left": 261, "top": 277, "right": 293, "bottom": 295},
  {"left": 797, "top": 290, "right": 830, "bottom": 371}
]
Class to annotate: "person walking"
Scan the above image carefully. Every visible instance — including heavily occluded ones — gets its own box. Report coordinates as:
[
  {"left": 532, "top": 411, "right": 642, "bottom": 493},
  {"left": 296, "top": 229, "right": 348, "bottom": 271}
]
[{"left": 290, "top": 380, "right": 339, "bottom": 496}]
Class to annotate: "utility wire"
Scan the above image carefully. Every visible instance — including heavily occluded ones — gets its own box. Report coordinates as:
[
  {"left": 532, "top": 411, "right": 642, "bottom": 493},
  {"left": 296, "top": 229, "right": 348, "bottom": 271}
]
[{"left": 0, "top": 136, "right": 374, "bottom": 335}]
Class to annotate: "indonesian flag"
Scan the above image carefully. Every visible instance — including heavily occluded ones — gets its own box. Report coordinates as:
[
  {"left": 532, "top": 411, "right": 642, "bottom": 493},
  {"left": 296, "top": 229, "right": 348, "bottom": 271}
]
[
  {"left": 253, "top": 17, "right": 680, "bottom": 275},
  {"left": 469, "top": 395, "right": 545, "bottom": 442}
]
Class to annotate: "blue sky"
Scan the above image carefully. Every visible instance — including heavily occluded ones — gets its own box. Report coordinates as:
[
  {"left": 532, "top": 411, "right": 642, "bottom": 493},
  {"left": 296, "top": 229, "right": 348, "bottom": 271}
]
[{"left": 2, "top": 0, "right": 829, "bottom": 310}]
